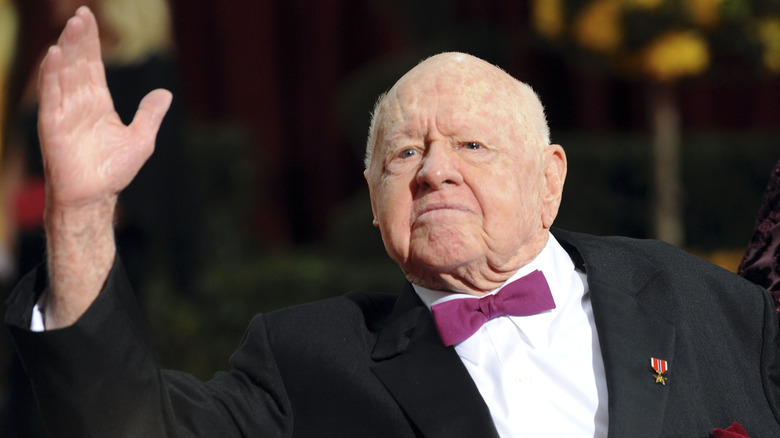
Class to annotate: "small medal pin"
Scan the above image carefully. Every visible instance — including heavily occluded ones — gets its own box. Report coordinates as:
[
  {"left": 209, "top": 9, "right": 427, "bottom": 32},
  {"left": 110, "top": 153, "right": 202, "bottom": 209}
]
[{"left": 651, "top": 357, "right": 668, "bottom": 385}]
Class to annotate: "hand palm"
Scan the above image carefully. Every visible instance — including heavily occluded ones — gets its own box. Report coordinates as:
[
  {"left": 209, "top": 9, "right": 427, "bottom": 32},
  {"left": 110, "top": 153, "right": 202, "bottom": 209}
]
[{"left": 38, "top": 7, "right": 171, "bottom": 208}]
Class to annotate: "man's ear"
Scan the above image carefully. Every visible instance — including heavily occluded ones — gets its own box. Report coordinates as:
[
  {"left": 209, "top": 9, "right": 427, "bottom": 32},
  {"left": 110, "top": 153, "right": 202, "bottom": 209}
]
[
  {"left": 364, "top": 169, "right": 380, "bottom": 227},
  {"left": 541, "top": 145, "right": 567, "bottom": 229}
]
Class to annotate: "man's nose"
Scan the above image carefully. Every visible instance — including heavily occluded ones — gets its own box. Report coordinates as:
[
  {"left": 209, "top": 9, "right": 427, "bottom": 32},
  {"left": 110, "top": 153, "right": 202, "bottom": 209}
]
[{"left": 416, "top": 144, "right": 463, "bottom": 189}]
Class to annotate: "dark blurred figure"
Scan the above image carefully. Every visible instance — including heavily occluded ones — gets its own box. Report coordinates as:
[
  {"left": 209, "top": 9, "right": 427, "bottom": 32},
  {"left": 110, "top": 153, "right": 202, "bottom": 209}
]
[
  {"left": 0, "top": 0, "right": 25, "bottom": 435},
  {"left": 739, "top": 158, "right": 780, "bottom": 312},
  {"left": 0, "top": 0, "right": 18, "bottom": 278},
  {"left": 2, "top": 0, "right": 197, "bottom": 436}
]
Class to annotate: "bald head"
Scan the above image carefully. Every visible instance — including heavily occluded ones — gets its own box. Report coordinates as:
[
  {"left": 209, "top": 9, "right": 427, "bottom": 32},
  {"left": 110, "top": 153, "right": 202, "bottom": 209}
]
[{"left": 365, "top": 52, "right": 550, "bottom": 170}]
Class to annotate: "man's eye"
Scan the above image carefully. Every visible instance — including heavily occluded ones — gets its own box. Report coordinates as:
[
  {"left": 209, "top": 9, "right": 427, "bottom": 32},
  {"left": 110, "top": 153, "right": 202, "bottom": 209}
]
[
  {"left": 400, "top": 148, "right": 417, "bottom": 158},
  {"left": 463, "top": 142, "right": 482, "bottom": 150}
]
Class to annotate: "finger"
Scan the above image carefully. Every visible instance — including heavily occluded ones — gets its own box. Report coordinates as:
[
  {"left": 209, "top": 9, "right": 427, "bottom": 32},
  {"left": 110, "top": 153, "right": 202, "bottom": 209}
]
[
  {"left": 38, "top": 46, "right": 63, "bottom": 126},
  {"left": 59, "top": 13, "right": 86, "bottom": 70},
  {"left": 56, "top": 7, "right": 108, "bottom": 105},
  {"left": 77, "top": 7, "right": 102, "bottom": 65},
  {"left": 129, "top": 89, "right": 174, "bottom": 149},
  {"left": 76, "top": 6, "right": 108, "bottom": 90},
  {"left": 58, "top": 51, "right": 79, "bottom": 104}
]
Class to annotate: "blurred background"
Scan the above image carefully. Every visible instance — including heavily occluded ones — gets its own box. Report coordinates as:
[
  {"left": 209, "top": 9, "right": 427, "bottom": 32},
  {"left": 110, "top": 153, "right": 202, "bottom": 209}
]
[{"left": 1, "top": 0, "right": 779, "bottom": 435}]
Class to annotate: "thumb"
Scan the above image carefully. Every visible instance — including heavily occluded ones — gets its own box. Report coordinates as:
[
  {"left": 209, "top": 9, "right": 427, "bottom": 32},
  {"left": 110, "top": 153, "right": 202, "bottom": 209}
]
[{"left": 129, "top": 88, "right": 173, "bottom": 143}]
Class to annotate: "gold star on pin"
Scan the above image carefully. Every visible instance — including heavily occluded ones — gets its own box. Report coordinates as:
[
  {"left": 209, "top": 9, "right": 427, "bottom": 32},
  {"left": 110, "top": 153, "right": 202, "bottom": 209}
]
[{"left": 654, "top": 372, "right": 667, "bottom": 385}]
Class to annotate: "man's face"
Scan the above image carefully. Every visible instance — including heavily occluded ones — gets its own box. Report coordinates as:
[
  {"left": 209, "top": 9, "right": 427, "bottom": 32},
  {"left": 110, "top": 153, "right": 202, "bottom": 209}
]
[{"left": 365, "top": 55, "right": 565, "bottom": 294}]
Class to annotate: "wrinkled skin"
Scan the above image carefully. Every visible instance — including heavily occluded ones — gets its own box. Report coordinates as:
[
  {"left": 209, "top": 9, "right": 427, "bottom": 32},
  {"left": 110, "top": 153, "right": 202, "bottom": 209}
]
[
  {"left": 364, "top": 53, "right": 566, "bottom": 296},
  {"left": 37, "top": 7, "right": 171, "bottom": 329}
]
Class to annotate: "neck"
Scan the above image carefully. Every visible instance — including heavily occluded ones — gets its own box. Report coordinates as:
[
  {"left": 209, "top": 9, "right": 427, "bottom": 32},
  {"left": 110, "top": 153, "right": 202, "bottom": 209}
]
[{"left": 406, "top": 231, "right": 550, "bottom": 296}]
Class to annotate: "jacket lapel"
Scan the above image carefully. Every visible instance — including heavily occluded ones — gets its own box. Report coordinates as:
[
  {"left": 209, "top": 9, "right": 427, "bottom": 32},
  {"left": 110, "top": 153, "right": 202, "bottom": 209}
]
[
  {"left": 370, "top": 284, "right": 499, "bottom": 438},
  {"left": 590, "top": 278, "right": 676, "bottom": 438},
  {"left": 554, "top": 229, "right": 676, "bottom": 438}
]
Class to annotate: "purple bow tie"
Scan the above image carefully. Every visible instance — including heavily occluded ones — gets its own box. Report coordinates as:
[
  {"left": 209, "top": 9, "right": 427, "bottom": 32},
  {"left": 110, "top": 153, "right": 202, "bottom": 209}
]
[{"left": 431, "top": 270, "right": 555, "bottom": 346}]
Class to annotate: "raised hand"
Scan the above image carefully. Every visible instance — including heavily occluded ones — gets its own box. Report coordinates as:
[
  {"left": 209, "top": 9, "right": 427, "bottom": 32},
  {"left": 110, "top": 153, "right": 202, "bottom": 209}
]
[
  {"left": 38, "top": 6, "right": 171, "bottom": 209},
  {"left": 38, "top": 6, "right": 172, "bottom": 329}
]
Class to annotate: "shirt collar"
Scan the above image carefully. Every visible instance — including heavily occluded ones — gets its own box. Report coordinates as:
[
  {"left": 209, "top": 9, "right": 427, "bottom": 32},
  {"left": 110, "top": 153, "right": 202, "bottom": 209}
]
[{"left": 413, "top": 233, "right": 580, "bottom": 353}]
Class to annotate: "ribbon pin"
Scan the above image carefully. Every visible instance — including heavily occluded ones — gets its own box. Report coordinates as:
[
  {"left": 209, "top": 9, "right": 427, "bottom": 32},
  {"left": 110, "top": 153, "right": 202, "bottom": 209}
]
[{"left": 651, "top": 357, "right": 668, "bottom": 385}]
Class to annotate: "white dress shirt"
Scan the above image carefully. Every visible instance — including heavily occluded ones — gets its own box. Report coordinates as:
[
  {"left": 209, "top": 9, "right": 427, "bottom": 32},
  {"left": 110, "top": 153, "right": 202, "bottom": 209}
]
[{"left": 414, "top": 234, "right": 609, "bottom": 438}]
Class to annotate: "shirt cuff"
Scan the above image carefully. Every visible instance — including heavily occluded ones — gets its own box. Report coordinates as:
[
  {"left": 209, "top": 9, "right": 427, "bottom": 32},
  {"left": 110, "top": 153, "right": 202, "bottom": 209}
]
[{"left": 31, "top": 303, "right": 45, "bottom": 332}]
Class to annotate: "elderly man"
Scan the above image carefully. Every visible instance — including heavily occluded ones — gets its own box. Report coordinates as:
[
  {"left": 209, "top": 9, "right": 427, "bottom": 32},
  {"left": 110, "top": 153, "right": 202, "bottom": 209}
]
[{"left": 7, "top": 7, "right": 780, "bottom": 438}]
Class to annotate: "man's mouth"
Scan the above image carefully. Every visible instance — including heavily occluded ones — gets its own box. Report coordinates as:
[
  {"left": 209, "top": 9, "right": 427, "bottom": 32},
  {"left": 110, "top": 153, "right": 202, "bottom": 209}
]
[{"left": 415, "top": 203, "right": 473, "bottom": 220}]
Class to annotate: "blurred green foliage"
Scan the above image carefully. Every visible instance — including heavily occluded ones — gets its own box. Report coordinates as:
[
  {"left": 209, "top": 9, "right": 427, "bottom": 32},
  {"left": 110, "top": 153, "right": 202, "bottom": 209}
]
[
  {"left": 143, "top": 121, "right": 403, "bottom": 379},
  {"left": 556, "top": 129, "right": 780, "bottom": 249}
]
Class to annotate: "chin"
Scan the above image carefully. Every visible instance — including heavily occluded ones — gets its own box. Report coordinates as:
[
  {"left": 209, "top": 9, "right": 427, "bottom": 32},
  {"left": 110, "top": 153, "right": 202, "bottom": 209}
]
[
  {"left": 407, "top": 247, "right": 479, "bottom": 275},
  {"left": 401, "top": 270, "right": 454, "bottom": 292}
]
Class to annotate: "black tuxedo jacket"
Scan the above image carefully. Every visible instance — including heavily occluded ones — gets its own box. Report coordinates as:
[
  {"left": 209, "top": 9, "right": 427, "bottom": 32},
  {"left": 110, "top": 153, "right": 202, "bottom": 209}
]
[{"left": 7, "top": 229, "right": 780, "bottom": 437}]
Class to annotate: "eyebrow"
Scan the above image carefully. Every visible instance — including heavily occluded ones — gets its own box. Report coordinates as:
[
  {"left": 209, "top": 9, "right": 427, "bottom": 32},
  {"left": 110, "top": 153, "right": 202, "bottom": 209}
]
[{"left": 381, "top": 126, "right": 423, "bottom": 147}]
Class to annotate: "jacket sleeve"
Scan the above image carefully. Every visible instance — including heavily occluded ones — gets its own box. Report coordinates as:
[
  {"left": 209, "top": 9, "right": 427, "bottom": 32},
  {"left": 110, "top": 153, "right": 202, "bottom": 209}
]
[
  {"left": 760, "top": 271, "right": 780, "bottom": 427},
  {"left": 4, "top": 258, "right": 292, "bottom": 437}
]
